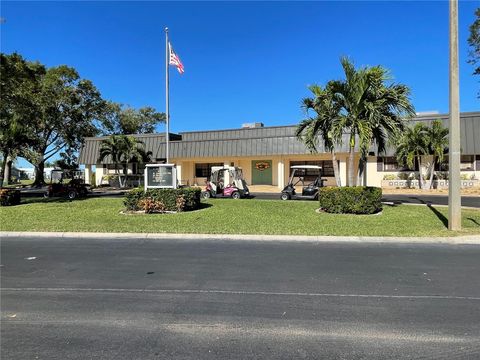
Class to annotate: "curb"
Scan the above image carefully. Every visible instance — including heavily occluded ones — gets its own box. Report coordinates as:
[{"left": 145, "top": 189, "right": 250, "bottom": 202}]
[{"left": 1, "top": 231, "right": 480, "bottom": 245}]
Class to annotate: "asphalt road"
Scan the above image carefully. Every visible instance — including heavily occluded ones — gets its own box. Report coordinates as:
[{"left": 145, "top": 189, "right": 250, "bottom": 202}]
[{"left": 1, "top": 236, "right": 480, "bottom": 359}]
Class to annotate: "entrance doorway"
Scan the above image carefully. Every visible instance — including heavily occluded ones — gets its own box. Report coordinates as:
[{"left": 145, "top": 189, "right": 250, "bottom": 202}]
[{"left": 251, "top": 160, "right": 272, "bottom": 185}]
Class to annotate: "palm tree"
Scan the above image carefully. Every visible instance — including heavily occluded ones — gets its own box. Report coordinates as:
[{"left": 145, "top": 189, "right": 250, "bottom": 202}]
[
  {"left": 327, "top": 57, "right": 416, "bottom": 186},
  {"left": 98, "top": 135, "right": 123, "bottom": 174},
  {"left": 296, "top": 84, "right": 343, "bottom": 186},
  {"left": 117, "top": 135, "right": 148, "bottom": 176},
  {"left": 394, "top": 123, "right": 429, "bottom": 189},
  {"left": 425, "top": 120, "right": 449, "bottom": 189}
]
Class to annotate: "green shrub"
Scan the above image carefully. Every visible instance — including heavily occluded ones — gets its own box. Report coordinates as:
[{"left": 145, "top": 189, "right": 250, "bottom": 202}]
[
  {"left": 124, "top": 187, "right": 201, "bottom": 212},
  {"left": 0, "top": 189, "right": 21, "bottom": 206},
  {"left": 382, "top": 174, "right": 396, "bottom": 180},
  {"left": 319, "top": 187, "right": 382, "bottom": 214}
]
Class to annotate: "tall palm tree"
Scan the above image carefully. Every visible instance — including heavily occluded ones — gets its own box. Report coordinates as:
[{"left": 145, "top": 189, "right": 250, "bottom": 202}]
[
  {"left": 328, "top": 57, "right": 416, "bottom": 186},
  {"left": 394, "top": 122, "right": 429, "bottom": 189},
  {"left": 426, "top": 120, "right": 449, "bottom": 189},
  {"left": 296, "top": 84, "right": 343, "bottom": 186},
  {"left": 118, "top": 135, "right": 148, "bottom": 176},
  {"left": 98, "top": 135, "right": 123, "bottom": 174}
]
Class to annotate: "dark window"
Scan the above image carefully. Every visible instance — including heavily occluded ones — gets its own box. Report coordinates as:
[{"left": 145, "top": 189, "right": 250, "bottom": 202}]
[
  {"left": 289, "top": 160, "right": 334, "bottom": 177},
  {"left": 437, "top": 155, "right": 475, "bottom": 171},
  {"left": 195, "top": 163, "right": 223, "bottom": 178},
  {"left": 382, "top": 157, "right": 415, "bottom": 171},
  {"left": 461, "top": 155, "right": 474, "bottom": 171}
]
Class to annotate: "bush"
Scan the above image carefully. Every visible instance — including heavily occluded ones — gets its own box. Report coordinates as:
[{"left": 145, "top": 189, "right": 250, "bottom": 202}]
[
  {"left": 0, "top": 189, "right": 21, "bottom": 206},
  {"left": 124, "top": 187, "right": 201, "bottom": 212},
  {"left": 382, "top": 174, "right": 396, "bottom": 180},
  {"left": 319, "top": 187, "right": 382, "bottom": 214}
]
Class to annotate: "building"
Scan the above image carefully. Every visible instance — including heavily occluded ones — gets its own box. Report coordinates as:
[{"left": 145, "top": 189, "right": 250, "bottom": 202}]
[{"left": 79, "top": 112, "right": 480, "bottom": 189}]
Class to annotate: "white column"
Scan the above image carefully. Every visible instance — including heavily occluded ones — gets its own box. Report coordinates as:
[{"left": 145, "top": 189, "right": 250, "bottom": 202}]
[
  {"left": 84, "top": 165, "right": 91, "bottom": 185},
  {"left": 176, "top": 162, "right": 182, "bottom": 186},
  {"left": 96, "top": 166, "right": 105, "bottom": 186},
  {"left": 277, "top": 159, "right": 285, "bottom": 189},
  {"left": 339, "top": 156, "right": 347, "bottom": 187}
]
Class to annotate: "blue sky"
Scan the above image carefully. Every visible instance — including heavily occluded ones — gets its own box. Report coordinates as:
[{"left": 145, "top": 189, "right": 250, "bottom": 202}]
[{"left": 1, "top": 1, "right": 479, "bottom": 167}]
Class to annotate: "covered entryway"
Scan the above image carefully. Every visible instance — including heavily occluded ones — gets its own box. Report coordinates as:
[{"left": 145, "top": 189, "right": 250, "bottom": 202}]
[{"left": 251, "top": 160, "right": 272, "bottom": 185}]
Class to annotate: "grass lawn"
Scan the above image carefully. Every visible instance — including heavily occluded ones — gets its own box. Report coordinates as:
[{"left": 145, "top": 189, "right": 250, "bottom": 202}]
[{"left": 1, "top": 197, "right": 479, "bottom": 237}]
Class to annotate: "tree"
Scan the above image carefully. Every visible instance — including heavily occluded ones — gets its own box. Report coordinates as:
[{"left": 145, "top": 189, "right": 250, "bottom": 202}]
[
  {"left": 100, "top": 102, "right": 165, "bottom": 135},
  {"left": 0, "top": 53, "right": 40, "bottom": 186},
  {"left": 98, "top": 135, "right": 151, "bottom": 187},
  {"left": 117, "top": 135, "right": 150, "bottom": 176},
  {"left": 296, "top": 84, "right": 343, "bottom": 186},
  {"left": 468, "top": 7, "right": 480, "bottom": 96},
  {"left": 394, "top": 123, "right": 429, "bottom": 189},
  {"left": 300, "top": 57, "right": 415, "bottom": 186},
  {"left": 20, "top": 65, "right": 107, "bottom": 186},
  {"left": 425, "top": 120, "right": 449, "bottom": 189},
  {"left": 98, "top": 135, "right": 124, "bottom": 174},
  {"left": 394, "top": 120, "right": 449, "bottom": 190}
]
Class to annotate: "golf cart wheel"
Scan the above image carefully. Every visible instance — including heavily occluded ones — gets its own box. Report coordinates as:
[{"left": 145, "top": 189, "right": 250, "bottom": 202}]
[
  {"left": 43, "top": 192, "right": 50, "bottom": 198},
  {"left": 280, "top": 193, "right": 290, "bottom": 201},
  {"left": 201, "top": 191, "right": 211, "bottom": 199},
  {"left": 67, "top": 190, "right": 77, "bottom": 200},
  {"left": 231, "top": 191, "right": 241, "bottom": 200}
]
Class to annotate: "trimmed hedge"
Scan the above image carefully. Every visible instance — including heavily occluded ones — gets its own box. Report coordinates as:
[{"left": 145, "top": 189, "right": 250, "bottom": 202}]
[
  {"left": 319, "top": 187, "right": 382, "bottom": 214},
  {"left": 124, "top": 187, "right": 201, "bottom": 212},
  {"left": 0, "top": 189, "right": 21, "bottom": 206}
]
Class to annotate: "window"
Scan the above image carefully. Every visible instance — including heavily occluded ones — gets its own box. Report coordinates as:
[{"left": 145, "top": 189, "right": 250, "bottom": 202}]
[
  {"left": 289, "top": 161, "right": 334, "bottom": 177},
  {"left": 383, "top": 157, "right": 414, "bottom": 171},
  {"left": 461, "top": 155, "right": 474, "bottom": 171},
  {"left": 195, "top": 163, "right": 223, "bottom": 178}
]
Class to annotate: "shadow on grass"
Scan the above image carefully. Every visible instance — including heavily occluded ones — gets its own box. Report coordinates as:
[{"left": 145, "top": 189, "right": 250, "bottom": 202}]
[
  {"left": 20, "top": 196, "right": 89, "bottom": 205},
  {"left": 198, "top": 202, "right": 213, "bottom": 210},
  {"left": 466, "top": 217, "right": 480, "bottom": 227}
]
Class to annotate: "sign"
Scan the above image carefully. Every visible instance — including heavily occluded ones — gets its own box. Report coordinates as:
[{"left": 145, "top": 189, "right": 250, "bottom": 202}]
[
  {"left": 144, "top": 164, "right": 177, "bottom": 190},
  {"left": 255, "top": 161, "right": 270, "bottom": 171}
]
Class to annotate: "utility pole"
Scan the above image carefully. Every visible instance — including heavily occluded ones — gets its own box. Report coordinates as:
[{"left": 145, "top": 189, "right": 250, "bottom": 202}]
[{"left": 448, "top": 0, "right": 461, "bottom": 230}]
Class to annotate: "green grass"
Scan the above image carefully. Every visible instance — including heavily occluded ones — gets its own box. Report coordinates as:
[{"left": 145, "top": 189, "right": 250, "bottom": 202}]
[{"left": 1, "top": 197, "right": 479, "bottom": 237}]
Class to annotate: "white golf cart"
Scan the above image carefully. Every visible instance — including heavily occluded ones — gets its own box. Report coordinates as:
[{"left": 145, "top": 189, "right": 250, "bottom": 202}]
[
  {"left": 280, "top": 165, "right": 326, "bottom": 200},
  {"left": 201, "top": 166, "right": 250, "bottom": 199}
]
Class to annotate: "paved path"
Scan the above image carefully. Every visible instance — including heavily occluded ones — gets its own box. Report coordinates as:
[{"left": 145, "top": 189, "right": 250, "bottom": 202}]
[{"left": 2, "top": 236, "right": 479, "bottom": 359}]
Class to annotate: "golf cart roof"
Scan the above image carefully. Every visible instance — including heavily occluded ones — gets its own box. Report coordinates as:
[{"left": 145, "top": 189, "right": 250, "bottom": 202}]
[{"left": 290, "top": 165, "right": 322, "bottom": 169}]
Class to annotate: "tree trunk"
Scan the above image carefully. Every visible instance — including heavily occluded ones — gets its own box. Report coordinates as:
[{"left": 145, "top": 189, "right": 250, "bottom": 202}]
[
  {"left": 0, "top": 151, "right": 8, "bottom": 188},
  {"left": 5, "top": 157, "right": 13, "bottom": 184},
  {"left": 356, "top": 157, "right": 366, "bottom": 186},
  {"left": 33, "top": 160, "right": 46, "bottom": 187},
  {"left": 331, "top": 151, "right": 341, "bottom": 187},
  {"left": 417, "top": 155, "right": 424, "bottom": 190},
  {"left": 348, "top": 145, "right": 355, "bottom": 187},
  {"left": 428, "top": 155, "right": 436, "bottom": 189}
]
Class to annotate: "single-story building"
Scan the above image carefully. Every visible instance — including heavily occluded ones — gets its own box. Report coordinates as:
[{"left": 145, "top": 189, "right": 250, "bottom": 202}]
[{"left": 79, "top": 111, "right": 480, "bottom": 189}]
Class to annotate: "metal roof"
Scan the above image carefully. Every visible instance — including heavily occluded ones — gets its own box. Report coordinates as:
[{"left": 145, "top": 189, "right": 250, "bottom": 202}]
[{"left": 79, "top": 112, "right": 480, "bottom": 165}]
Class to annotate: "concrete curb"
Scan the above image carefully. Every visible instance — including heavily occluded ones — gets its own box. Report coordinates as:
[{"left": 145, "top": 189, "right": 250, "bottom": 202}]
[{"left": 1, "top": 231, "right": 480, "bottom": 245}]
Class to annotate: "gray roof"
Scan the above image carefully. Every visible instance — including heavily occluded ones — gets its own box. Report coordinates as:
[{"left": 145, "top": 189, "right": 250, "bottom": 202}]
[{"left": 79, "top": 112, "right": 480, "bottom": 165}]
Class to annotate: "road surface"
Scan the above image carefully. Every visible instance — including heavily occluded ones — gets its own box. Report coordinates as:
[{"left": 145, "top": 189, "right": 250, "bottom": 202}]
[{"left": 1, "top": 236, "right": 480, "bottom": 359}]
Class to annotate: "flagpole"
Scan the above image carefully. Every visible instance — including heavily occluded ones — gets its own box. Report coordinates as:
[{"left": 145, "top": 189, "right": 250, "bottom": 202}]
[{"left": 165, "top": 27, "right": 170, "bottom": 164}]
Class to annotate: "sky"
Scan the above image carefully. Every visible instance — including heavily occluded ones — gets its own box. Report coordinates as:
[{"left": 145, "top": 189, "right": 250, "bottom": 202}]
[{"left": 1, "top": 1, "right": 479, "bottom": 168}]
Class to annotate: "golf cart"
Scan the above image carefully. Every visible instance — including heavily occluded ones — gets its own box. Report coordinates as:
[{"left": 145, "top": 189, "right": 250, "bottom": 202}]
[
  {"left": 280, "top": 165, "right": 326, "bottom": 201},
  {"left": 44, "top": 169, "right": 91, "bottom": 200},
  {"left": 201, "top": 166, "right": 250, "bottom": 199}
]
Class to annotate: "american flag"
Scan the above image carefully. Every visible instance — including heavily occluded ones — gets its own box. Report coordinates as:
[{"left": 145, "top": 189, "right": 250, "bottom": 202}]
[{"left": 169, "top": 42, "right": 184, "bottom": 74}]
